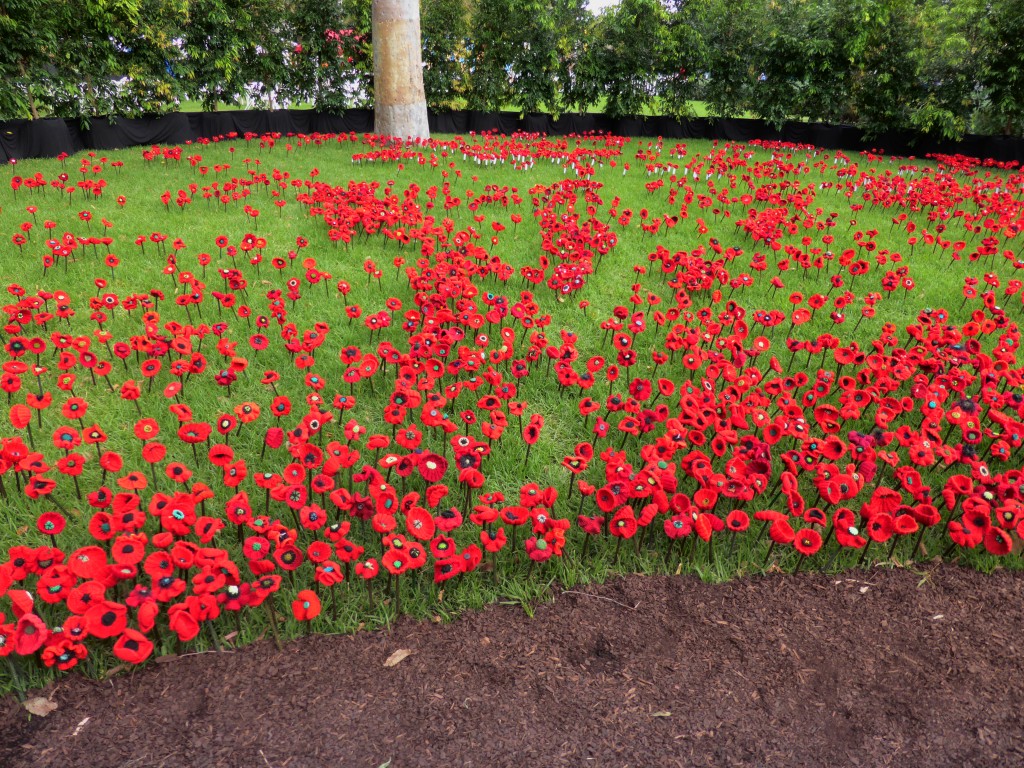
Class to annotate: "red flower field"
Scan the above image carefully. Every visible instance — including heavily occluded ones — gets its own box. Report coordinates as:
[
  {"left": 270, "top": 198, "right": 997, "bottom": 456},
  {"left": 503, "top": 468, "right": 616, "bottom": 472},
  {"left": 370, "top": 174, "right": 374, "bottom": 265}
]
[{"left": 0, "top": 131, "right": 1022, "bottom": 763}]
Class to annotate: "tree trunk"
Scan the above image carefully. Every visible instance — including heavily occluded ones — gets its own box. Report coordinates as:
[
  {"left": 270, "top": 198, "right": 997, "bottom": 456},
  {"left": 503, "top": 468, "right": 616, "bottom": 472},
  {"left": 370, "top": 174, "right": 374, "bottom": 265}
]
[
  {"left": 18, "top": 60, "right": 39, "bottom": 120},
  {"left": 373, "top": 0, "right": 430, "bottom": 139}
]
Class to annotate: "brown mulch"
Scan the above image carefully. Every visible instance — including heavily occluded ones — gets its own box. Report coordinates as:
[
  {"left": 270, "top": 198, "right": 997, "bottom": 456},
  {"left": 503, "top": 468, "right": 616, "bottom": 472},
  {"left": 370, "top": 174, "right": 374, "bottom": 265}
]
[{"left": 2, "top": 564, "right": 1023, "bottom": 768}]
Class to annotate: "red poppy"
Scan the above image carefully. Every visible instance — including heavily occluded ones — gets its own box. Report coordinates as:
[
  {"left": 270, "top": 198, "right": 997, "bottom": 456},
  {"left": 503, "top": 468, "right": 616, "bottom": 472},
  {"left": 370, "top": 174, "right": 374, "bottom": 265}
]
[
  {"left": 41, "top": 638, "right": 88, "bottom": 670},
  {"left": 609, "top": 506, "right": 638, "bottom": 539},
  {"left": 769, "top": 519, "right": 796, "bottom": 545},
  {"left": 142, "top": 441, "right": 167, "bottom": 464},
  {"left": 522, "top": 414, "right": 544, "bottom": 445},
  {"left": 866, "top": 513, "right": 894, "bottom": 543},
  {"left": 984, "top": 526, "right": 1012, "bottom": 556},
  {"left": 417, "top": 453, "right": 448, "bottom": 483},
  {"left": 84, "top": 600, "right": 128, "bottom": 639},
  {"left": 291, "top": 590, "right": 321, "bottom": 621},
  {"left": 112, "top": 628, "right": 154, "bottom": 664},
  {"left": 36, "top": 511, "right": 66, "bottom": 537},
  {"left": 381, "top": 548, "right": 410, "bottom": 576},
  {"left": 13, "top": 612, "right": 49, "bottom": 655},
  {"left": 406, "top": 506, "right": 436, "bottom": 541},
  {"left": 479, "top": 527, "right": 507, "bottom": 553},
  {"left": 793, "top": 528, "right": 822, "bottom": 556},
  {"left": 167, "top": 603, "right": 201, "bottom": 642},
  {"left": 725, "top": 510, "right": 750, "bottom": 532}
]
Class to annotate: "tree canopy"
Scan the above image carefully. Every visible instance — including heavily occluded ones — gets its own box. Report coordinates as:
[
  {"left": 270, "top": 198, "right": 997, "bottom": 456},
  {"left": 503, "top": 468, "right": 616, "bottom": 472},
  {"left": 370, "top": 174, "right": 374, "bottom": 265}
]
[{"left": 0, "top": 0, "right": 1020, "bottom": 139}]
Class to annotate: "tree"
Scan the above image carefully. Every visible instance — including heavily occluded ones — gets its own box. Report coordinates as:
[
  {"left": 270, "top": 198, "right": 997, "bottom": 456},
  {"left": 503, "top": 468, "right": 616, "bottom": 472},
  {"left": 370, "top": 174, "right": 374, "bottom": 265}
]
[
  {"left": 179, "top": 0, "right": 286, "bottom": 111},
  {"left": 978, "top": 0, "right": 1024, "bottom": 136},
  {"left": 551, "top": 0, "right": 599, "bottom": 115},
  {"left": 466, "top": 0, "right": 539, "bottom": 113},
  {"left": 50, "top": 0, "right": 186, "bottom": 120},
  {"left": 912, "top": 0, "right": 985, "bottom": 140},
  {"left": 591, "top": 0, "right": 669, "bottom": 118},
  {"left": 372, "top": 0, "right": 429, "bottom": 138},
  {"left": 421, "top": 0, "right": 471, "bottom": 110},
  {"left": 846, "top": 0, "right": 922, "bottom": 137},
  {"left": 0, "top": 0, "right": 59, "bottom": 119},
  {"left": 661, "top": 0, "right": 710, "bottom": 120},
  {"left": 284, "top": 0, "right": 373, "bottom": 112},
  {"left": 699, "top": 0, "right": 758, "bottom": 118}
]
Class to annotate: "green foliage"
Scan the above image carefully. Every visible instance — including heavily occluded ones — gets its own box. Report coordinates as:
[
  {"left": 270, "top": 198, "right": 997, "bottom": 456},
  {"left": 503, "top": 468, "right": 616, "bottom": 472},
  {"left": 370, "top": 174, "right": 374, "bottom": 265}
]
[
  {"left": 0, "top": 0, "right": 188, "bottom": 121},
  {"left": 283, "top": 0, "right": 373, "bottom": 112},
  {"left": 750, "top": 0, "right": 808, "bottom": 127},
  {"left": 847, "top": 0, "right": 922, "bottom": 138},
  {"left": 698, "top": 0, "right": 759, "bottom": 118},
  {"left": 910, "top": 0, "right": 984, "bottom": 140},
  {"left": 421, "top": 0, "right": 471, "bottom": 111},
  {"left": 659, "top": 0, "right": 710, "bottom": 120},
  {"left": 178, "top": 0, "right": 287, "bottom": 111},
  {"left": 589, "top": 0, "right": 669, "bottom": 119},
  {"left": 0, "top": 0, "right": 1022, "bottom": 138},
  {"left": 977, "top": 0, "right": 1024, "bottom": 136},
  {"left": 467, "top": 0, "right": 582, "bottom": 114},
  {"left": 750, "top": 0, "right": 854, "bottom": 128},
  {"left": 548, "top": 0, "right": 593, "bottom": 116},
  {"left": 0, "top": 0, "right": 60, "bottom": 119},
  {"left": 463, "top": 0, "right": 507, "bottom": 110}
]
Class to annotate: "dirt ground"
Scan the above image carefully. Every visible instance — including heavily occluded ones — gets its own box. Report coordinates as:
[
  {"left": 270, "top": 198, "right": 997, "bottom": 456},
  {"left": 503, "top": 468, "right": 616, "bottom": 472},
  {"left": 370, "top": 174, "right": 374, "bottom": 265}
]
[{"left": 2, "top": 564, "right": 1022, "bottom": 768}]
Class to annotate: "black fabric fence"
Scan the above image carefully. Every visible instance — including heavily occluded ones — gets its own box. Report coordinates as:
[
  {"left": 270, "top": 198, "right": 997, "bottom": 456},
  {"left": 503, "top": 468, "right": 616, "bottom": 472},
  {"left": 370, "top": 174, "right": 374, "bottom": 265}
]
[{"left": 2, "top": 109, "right": 1022, "bottom": 165}]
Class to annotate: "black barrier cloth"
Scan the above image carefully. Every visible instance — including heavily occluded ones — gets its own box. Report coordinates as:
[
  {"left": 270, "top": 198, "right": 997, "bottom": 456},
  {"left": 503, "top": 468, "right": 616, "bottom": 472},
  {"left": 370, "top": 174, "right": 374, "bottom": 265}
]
[
  {"left": 85, "top": 113, "right": 195, "bottom": 150},
  {"left": 1, "top": 118, "right": 86, "bottom": 164},
  {"left": 1, "top": 110, "right": 1022, "bottom": 164}
]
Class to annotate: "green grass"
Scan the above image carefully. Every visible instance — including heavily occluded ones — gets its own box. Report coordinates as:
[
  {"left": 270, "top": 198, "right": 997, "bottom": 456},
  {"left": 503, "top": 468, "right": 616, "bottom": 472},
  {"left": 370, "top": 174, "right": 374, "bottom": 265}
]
[
  {"left": 176, "top": 99, "right": 316, "bottom": 112},
  {"left": 0, "top": 133, "right": 1020, "bottom": 693}
]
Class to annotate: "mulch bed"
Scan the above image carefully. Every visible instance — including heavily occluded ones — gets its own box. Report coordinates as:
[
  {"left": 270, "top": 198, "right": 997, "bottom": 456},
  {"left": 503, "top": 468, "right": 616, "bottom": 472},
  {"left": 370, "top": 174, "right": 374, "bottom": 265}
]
[{"left": 2, "top": 564, "right": 1023, "bottom": 768}]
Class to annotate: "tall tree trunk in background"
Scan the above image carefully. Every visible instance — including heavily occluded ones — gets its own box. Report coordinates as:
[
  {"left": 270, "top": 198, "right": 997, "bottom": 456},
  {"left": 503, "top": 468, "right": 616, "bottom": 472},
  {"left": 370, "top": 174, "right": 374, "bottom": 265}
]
[
  {"left": 19, "top": 60, "right": 39, "bottom": 120},
  {"left": 373, "top": 0, "right": 430, "bottom": 139}
]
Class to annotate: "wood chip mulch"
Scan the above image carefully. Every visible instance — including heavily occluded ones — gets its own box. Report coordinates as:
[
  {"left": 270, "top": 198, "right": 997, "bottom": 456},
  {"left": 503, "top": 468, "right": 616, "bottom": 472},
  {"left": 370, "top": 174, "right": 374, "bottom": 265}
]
[{"left": 2, "top": 564, "right": 1023, "bottom": 768}]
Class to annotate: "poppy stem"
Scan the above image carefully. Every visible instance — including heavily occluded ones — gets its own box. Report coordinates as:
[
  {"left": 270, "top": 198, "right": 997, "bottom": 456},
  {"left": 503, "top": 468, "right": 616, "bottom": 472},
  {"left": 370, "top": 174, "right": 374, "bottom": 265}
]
[
  {"left": 263, "top": 602, "right": 282, "bottom": 651},
  {"left": 49, "top": 495, "right": 70, "bottom": 516},
  {"left": 793, "top": 553, "right": 806, "bottom": 574},
  {"left": 667, "top": 536, "right": 680, "bottom": 566},
  {"left": 820, "top": 523, "right": 834, "bottom": 548},
  {"left": 821, "top": 540, "right": 845, "bottom": 572},
  {"left": 886, "top": 535, "right": 901, "bottom": 561},
  {"left": 762, "top": 541, "right": 776, "bottom": 569},
  {"left": 911, "top": 525, "right": 929, "bottom": 560},
  {"left": 754, "top": 520, "right": 770, "bottom": 548},
  {"left": 207, "top": 622, "right": 222, "bottom": 652},
  {"left": 858, "top": 539, "right": 873, "bottom": 567}
]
